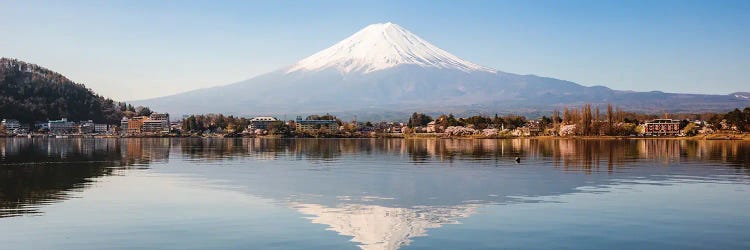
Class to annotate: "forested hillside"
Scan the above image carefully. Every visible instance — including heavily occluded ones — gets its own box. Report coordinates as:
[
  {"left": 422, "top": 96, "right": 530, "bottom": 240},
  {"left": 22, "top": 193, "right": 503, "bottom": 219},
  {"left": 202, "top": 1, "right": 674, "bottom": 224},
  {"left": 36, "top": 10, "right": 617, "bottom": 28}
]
[{"left": 0, "top": 58, "right": 139, "bottom": 124}]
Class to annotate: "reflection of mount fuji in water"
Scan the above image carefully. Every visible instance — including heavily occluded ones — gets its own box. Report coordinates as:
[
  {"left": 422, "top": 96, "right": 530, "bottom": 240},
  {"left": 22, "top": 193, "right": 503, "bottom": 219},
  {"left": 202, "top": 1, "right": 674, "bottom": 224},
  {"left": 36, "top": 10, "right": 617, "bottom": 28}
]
[
  {"left": 162, "top": 139, "right": 749, "bottom": 207},
  {"left": 167, "top": 139, "right": 750, "bottom": 250},
  {"left": 2, "top": 138, "right": 749, "bottom": 249},
  {"left": 293, "top": 202, "right": 476, "bottom": 250}
]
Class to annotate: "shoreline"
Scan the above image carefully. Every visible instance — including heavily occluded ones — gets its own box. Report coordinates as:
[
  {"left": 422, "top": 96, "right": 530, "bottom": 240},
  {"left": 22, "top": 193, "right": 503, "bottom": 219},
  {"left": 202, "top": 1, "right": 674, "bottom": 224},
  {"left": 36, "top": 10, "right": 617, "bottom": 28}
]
[{"left": 3, "top": 133, "right": 749, "bottom": 141}]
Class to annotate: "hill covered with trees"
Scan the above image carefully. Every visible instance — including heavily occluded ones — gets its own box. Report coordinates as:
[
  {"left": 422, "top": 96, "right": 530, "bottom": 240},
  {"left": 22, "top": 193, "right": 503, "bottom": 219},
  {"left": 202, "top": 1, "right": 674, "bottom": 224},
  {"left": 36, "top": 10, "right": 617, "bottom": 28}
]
[{"left": 0, "top": 58, "right": 143, "bottom": 124}]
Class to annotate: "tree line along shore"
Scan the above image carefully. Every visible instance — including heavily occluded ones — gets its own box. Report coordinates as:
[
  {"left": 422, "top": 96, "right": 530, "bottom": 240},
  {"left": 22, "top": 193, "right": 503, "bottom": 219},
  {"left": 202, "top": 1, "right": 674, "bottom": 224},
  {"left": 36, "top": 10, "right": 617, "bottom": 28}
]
[
  {"left": 2, "top": 58, "right": 748, "bottom": 140},
  {"left": 4, "top": 104, "right": 747, "bottom": 141},
  {"left": 174, "top": 104, "right": 750, "bottom": 139}
]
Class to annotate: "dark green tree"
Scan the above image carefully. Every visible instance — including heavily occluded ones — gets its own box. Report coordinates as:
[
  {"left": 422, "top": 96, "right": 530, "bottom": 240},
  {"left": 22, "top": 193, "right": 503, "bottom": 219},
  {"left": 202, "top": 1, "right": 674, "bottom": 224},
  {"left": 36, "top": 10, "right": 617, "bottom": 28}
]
[{"left": 407, "top": 112, "right": 432, "bottom": 128}]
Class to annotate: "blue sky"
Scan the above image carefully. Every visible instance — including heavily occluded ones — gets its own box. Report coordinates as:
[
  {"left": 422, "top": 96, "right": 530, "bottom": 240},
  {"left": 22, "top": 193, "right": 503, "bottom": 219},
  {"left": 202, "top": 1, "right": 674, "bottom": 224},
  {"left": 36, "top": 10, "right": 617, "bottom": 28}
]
[{"left": 1, "top": 0, "right": 748, "bottom": 100}]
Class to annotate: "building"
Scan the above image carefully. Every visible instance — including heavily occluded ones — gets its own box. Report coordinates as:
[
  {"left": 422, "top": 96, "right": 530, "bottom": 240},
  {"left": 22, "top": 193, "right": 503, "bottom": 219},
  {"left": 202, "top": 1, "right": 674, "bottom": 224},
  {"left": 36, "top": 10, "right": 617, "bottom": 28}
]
[
  {"left": 644, "top": 119, "right": 681, "bottom": 136},
  {"left": 125, "top": 116, "right": 148, "bottom": 134},
  {"left": 1, "top": 119, "right": 20, "bottom": 131},
  {"left": 141, "top": 113, "right": 170, "bottom": 133},
  {"left": 142, "top": 119, "right": 166, "bottom": 133},
  {"left": 120, "top": 117, "right": 129, "bottom": 131},
  {"left": 48, "top": 118, "right": 75, "bottom": 134},
  {"left": 525, "top": 121, "right": 542, "bottom": 136},
  {"left": 35, "top": 122, "right": 49, "bottom": 131},
  {"left": 295, "top": 116, "right": 338, "bottom": 132},
  {"left": 426, "top": 121, "right": 437, "bottom": 133},
  {"left": 94, "top": 123, "right": 109, "bottom": 133},
  {"left": 122, "top": 113, "right": 170, "bottom": 134},
  {"left": 248, "top": 116, "right": 279, "bottom": 130},
  {"left": 170, "top": 121, "right": 181, "bottom": 132},
  {"left": 390, "top": 125, "right": 403, "bottom": 133},
  {"left": 79, "top": 120, "right": 95, "bottom": 134},
  {"left": 148, "top": 113, "right": 170, "bottom": 127}
]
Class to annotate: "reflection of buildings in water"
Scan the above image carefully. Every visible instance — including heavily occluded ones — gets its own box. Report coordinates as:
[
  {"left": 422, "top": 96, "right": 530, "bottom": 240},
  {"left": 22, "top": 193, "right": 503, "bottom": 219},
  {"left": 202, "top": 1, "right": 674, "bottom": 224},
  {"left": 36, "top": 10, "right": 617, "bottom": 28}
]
[
  {"left": 1, "top": 138, "right": 123, "bottom": 162},
  {"left": 697, "top": 141, "right": 750, "bottom": 169},
  {"left": 545, "top": 139, "right": 750, "bottom": 173},
  {"left": 6, "top": 138, "right": 746, "bottom": 170},
  {"left": 554, "top": 140, "right": 601, "bottom": 173},
  {"left": 122, "top": 139, "right": 171, "bottom": 166},
  {"left": 244, "top": 138, "right": 286, "bottom": 160},
  {"left": 339, "top": 138, "right": 749, "bottom": 171},
  {"left": 177, "top": 138, "right": 385, "bottom": 161},
  {"left": 3, "top": 138, "right": 748, "bottom": 220},
  {"left": 292, "top": 139, "right": 344, "bottom": 161},
  {"left": 511, "top": 139, "right": 524, "bottom": 154},
  {"left": 0, "top": 138, "right": 26, "bottom": 158},
  {"left": 637, "top": 140, "right": 681, "bottom": 165},
  {"left": 293, "top": 202, "right": 476, "bottom": 250},
  {"left": 532, "top": 139, "right": 686, "bottom": 171},
  {"left": 552, "top": 139, "right": 637, "bottom": 173},
  {"left": 425, "top": 139, "right": 438, "bottom": 157},
  {"left": 400, "top": 139, "right": 528, "bottom": 163}
]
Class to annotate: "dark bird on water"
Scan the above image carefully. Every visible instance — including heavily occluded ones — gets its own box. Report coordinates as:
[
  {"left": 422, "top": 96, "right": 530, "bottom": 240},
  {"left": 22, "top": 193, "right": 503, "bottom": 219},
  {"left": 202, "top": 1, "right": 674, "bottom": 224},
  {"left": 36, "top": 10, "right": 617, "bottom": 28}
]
[{"left": 514, "top": 157, "right": 521, "bottom": 163}]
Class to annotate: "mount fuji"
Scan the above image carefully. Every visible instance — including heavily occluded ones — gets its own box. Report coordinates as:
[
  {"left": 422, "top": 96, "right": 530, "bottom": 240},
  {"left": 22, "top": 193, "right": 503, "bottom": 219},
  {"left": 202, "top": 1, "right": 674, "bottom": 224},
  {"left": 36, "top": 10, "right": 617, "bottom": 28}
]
[{"left": 135, "top": 22, "right": 749, "bottom": 118}]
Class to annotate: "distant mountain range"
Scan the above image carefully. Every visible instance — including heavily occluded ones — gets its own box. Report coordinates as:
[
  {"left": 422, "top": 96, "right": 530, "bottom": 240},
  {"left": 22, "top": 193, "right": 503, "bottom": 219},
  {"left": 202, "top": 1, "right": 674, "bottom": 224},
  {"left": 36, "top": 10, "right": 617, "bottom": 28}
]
[
  {"left": 4, "top": 23, "right": 746, "bottom": 121},
  {"left": 132, "top": 22, "right": 748, "bottom": 119}
]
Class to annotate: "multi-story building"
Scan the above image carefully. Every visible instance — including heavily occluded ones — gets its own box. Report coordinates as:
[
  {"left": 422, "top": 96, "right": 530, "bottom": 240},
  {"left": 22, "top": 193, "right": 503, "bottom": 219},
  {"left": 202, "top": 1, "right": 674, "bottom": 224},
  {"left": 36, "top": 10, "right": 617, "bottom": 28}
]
[
  {"left": 426, "top": 121, "right": 437, "bottom": 133},
  {"left": 644, "top": 119, "right": 681, "bottom": 136},
  {"left": 525, "top": 121, "right": 542, "bottom": 136},
  {"left": 170, "top": 121, "right": 181, "bottom": 132},
  {"left": 125, "top": 116, "right": 148, "bottom": 134},
  {"left": 79, "top": 120, "right": 95, "bottom": 134},
  {"left": 1, "top": 119, "right": 20, "bottom": 131},
  {"left": 94, "top": 123, "right": 109, "bottom": 133},
  {"left": 149, "top": 113, "right": 169, "bottom": 124},
  {"left": 142, "top": 119, "right": 166, "bottom": 133},
  {"left": 147, "top": 113, "right": 170, "bottom": 133},
  {"left": 35, "top": 122, "right": 49, "bottom": 131},
  {"left": 120, "top": 117, "right": 129, "bottom": 131},
  {"left": 295, "top": 116, "right": 338, "bottom": 132},
  {"left": 48, "top": 118, "right": 75, "bottom": 134},
  {"left": 122, "top": 113, "right": 170, "bottom": 134},
  {"left": 248, "top": 116, "right": 279, "bottom": 130}
]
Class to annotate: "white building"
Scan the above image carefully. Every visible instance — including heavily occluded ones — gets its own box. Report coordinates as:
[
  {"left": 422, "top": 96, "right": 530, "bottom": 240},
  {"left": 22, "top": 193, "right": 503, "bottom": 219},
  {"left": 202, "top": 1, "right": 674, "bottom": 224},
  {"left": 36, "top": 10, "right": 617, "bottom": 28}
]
[
  {"left": 48, "top": 118, "right": 75, "bottom": 134},
  {"left": 249, "top": 116, "right": 279, "bottom": 130},
  {"left": 426, "top": 121, "right": 437, "bottom": 133},
  {"left": 147, "top": 113, "right": 170, "bottom": 132},
  {"left": 94, "top": 124, "right": 109, "bottom": 133},
  {"left": 142, "top": 119, "right": 167, "bottom": 133},
  {"left": 120, "top": 117, "right": 129, "bottom": 131}
]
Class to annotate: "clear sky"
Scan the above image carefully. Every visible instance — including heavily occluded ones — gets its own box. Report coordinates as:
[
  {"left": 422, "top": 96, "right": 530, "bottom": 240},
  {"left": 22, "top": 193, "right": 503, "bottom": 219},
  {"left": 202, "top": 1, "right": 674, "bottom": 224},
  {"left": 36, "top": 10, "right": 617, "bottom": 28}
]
[{"left": 1, "top": 0, "right": 748, "bottom": 100}]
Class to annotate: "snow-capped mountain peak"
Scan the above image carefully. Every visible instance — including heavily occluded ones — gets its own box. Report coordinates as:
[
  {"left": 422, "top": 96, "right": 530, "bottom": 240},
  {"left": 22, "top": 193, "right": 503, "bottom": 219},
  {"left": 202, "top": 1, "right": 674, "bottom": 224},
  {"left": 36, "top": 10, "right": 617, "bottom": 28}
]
[{"left": 287, "top": 22, "right": 496, "bottom": 74}]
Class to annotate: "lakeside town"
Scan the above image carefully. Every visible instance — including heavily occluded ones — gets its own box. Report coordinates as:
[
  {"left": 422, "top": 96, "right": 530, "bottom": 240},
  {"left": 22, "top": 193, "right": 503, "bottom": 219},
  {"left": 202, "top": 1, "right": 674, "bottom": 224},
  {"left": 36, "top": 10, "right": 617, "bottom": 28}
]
[{"left": 1, "top": 104, "right": 749, "bottom": 140}]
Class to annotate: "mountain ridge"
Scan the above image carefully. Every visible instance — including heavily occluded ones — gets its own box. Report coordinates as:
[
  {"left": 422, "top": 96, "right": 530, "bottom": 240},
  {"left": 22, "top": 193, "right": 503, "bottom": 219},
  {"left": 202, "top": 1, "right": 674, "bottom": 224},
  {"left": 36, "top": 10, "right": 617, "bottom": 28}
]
[
  {"left": 0, "top": 58, "right": 135, "bottom": 124},
  {"left": 133, "top": 23, "right": 749, "bottom": 119}
]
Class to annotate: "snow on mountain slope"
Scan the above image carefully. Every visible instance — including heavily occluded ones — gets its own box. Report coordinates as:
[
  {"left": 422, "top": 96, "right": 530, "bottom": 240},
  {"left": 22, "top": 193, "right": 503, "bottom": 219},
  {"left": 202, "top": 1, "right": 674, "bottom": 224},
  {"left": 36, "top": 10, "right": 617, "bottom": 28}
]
[
  {"left": 287, "top": 22, "right": 496, "bottom": 74},
  {"left": 133, "top": 22, "right": 750, "bottom": 117}
]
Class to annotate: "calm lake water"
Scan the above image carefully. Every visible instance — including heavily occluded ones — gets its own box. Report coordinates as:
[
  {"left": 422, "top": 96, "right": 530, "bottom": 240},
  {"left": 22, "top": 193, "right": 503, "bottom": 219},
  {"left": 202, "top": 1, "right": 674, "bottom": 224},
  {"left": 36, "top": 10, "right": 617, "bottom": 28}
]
[{"left": 1, "top": 138, "right": 749, "bottom": 249}]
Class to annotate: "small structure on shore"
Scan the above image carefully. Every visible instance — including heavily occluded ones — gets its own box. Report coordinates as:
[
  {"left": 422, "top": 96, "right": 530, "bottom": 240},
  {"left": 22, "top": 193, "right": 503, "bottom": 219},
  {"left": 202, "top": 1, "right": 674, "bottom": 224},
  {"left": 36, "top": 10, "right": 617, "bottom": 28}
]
[{"left": 644, "top": 119, "right": 681, "bottom": 136}]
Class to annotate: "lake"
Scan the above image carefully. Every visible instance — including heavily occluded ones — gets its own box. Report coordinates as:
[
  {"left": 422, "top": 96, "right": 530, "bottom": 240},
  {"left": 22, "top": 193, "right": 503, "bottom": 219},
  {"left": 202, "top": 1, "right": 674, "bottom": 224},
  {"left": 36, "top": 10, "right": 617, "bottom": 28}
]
[{"left": 1, "top": 138, "right": 749, "bottom": 249}]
